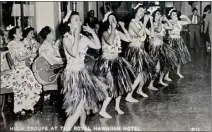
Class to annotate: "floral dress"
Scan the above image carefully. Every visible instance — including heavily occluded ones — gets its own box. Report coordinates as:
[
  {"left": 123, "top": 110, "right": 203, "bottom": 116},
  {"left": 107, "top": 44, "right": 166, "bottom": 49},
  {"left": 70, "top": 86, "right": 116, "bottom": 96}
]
[
  {"left": 23, "top": 38, "right": 40, "bottom": 67},
  {"left": 1, "top": 40, "right": 42, "bottom": 113}
]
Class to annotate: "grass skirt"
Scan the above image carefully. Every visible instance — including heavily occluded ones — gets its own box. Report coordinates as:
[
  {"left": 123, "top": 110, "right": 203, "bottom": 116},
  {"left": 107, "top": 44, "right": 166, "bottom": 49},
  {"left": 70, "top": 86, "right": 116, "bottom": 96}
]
[
  {"left": 124, "top": 46, "right": 155, "bottom": 81},
  {"left": 61, "top": 66, "right": 107, "bottom": 116},
  {"left": 149, "top": 42, "right": 179, "bottom": 72},
  {"left": 93, "top": 56, "right": 135, "bottom": 98},
  {"left": 169, "top": 37, "right": 191, "bottom": 64}
]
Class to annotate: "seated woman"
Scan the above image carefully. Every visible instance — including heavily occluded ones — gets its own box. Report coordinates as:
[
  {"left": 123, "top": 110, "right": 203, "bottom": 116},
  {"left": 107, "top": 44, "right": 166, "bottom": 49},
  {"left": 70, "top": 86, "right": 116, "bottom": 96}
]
[
  {"left": 38, "top": 26, "right": 63, "bottom": 66},
  {"left": 1, "top": 29, "right": 12, "bottom": 74},
  {"left": 22, "top": 26, "right": 40, "bottom": 67},
  {"left": 2, "top": 26, "right": 42, "bottom": 116}
]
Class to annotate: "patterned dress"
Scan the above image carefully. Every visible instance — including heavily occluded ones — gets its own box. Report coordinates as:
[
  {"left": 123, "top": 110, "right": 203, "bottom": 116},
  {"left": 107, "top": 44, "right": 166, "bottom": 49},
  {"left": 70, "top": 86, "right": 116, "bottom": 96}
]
[
  {"left": 93, "top": 29, "right": 135, "bottom": 98},
  {"left": 22, "top": 38, "right": 40, "bottom": 67},
  {"left": 169, "top": 20, "right": 191, "bottom": 64},
  {"left": 61, "top": 33, "right": 106, "bottom": 116},
  {"left": 1, "top": 40, "right": 42, "bottom": 113}
]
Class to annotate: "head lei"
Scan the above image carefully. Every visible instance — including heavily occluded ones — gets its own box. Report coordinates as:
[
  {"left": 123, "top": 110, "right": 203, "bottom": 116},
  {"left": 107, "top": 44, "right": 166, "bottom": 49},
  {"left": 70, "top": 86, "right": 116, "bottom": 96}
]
[
  {"left": 102, "top": 11, "right": 113, "bottom": 23},
  {"left": 147, "top": 6, "right": 160, "bottom": 15},
  {"left": 133, "top": 3, "right": 143, "bottom": 10},
  {"left": 63, "top": 10, "right": 72, "bottom": 23},
  {"left": 6, "top": 25, "right": 15, "bottom": 31},
  {"left": 168, "top": 8, "right": 176, "bottom": 16},
  {"left": 24, "top": 26, "right": 33, "bottom": 30}
]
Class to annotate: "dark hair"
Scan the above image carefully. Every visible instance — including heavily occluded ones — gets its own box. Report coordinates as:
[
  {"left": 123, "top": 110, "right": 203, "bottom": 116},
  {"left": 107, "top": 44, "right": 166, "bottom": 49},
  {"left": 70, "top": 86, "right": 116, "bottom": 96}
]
[
  {"left": 0, "top": 28, "right": 3, "bottom": 36},
  {"left": 38, "top": 26, "right": 51, "bottom": 40},
  {"left": 188, "top": 1, "right": 195, "bottom": 7},
  {"left": 204, "top": 4, "right": 211, "bottom": 13},
  {"left": 68, "top": 11, "right": 80, "bottom": 23},
  {"left": 124, "top": 5, "right": 146, "bottom": 29},
  {"left": 58, "top": 11, "right": 80, "bottom": 37},
  {"left": 101, "top": 13, "right": 116, "bottom": 33},
  {"left": 59, "top": 23, "right": 70, "bottom": 36},
  {"left": 8, "top": 26, "right": 19, "bottom": 40},
  {"left": 23, "top": 27, "right": 34, "bottom": 38},
  {"left": 168, "top": 9, "right": 181, "bottom": 20},
  {"left": 192, "top": 8, "right": 198, "bottom": 12},
  {"left": 152, "top": 9, "right": 162, "bottom": 22},
  {"left": 131, "top": 5, "right": 145, "bottom": 19}
]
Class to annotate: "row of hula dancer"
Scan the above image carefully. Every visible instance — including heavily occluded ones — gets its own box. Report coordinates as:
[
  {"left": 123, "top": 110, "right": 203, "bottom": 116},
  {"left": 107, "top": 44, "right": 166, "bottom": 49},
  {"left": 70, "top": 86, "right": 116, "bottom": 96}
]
[{"left": 59, "top": 3, "right": 191, "bottom": 132}]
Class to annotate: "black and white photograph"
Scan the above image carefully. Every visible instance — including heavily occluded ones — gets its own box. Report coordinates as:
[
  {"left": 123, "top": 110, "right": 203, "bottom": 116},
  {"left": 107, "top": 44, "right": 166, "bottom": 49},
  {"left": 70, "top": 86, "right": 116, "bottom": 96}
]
[{"left": 0, "top": 1, "right": 211, "bottom": 132}]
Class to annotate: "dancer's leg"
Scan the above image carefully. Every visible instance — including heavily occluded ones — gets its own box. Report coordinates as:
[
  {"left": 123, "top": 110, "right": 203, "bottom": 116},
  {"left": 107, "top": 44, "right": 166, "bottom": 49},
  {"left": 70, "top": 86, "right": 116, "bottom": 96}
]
[
  {"left": 99, "top": 96, "right": 112, "bottom": 119},
  {"left": 164, "top": 72, "right": 172, "bottom": 81},
  {"left": 125, "top": 75, "right": 140, "bottom": 103},
  {"left": 177, "top": 64, "right": 184, "bottom": 78},
  {"left": 136, "top": 75, "right": 148, "bottom": 98},
  {"left": 159, "top": 72, "right": 168, "bottom": 86},
  {"left": 80, "top": 110, "right": 91, "bottom": 131},
  {"left": 148, "top": 61, "right": 159, "bottom": 91},
  {"left": 62, "top": 100, "right": 84, "bottom": 132},
  {"left": 115, "top": 96, "right": 124, "bottom": 114}
]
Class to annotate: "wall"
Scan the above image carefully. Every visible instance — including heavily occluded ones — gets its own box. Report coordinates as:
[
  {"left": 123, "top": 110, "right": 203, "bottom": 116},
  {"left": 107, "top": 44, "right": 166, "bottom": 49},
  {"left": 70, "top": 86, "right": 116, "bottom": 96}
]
[
  {"left": 31, "top": 2, "right": 61, "bottom": 33},
  {"left": 173, "top": 1, "right": 181, "bottom": 12},
  {"left": 35, "top": 2, "right": 54, "bottom": 32},
  {"left": 97, "top": 2, "right": 104, "bottom": 21},
  {"left": 77, "top": 2, "right": 84, "bottom": 22},
  {"left": 88, "top": 2, "right": 97, "bottom": 17},
  {"left": 180, "top": 1, "right": 212, "bottom": 16},
  {"left": 201, "top": 1, "right": 211, "bottom": 13}
]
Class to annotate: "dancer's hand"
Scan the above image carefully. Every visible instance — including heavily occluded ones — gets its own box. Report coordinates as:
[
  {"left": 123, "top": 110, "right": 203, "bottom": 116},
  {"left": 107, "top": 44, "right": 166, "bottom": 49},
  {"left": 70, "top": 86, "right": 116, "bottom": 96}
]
[
  {"left": 180, "top": 14, "right": 187, "bottom": 19},
  {"left": 163, "top": 15, "right": 169, "bottom": 22},
  {"left": 31, "top": 53, "right": 37, "bottom": 58},
  {"left": 111, "top": 19, "right": 117, "bottom": 29},
  {"left": 144, "top": 15, "right": 150, "bottom": 23},
  {"left": 149, "top": 15, "right": 153, "bottom": 22},
  {"left": 75, "top": 24, "right": 81, "bottom": 35},
  {"left": 83, "top": 24, "right": 94, "bottom": 34},
  {"left": 118, "top": 21, "right": 125, "bottom": 28}
]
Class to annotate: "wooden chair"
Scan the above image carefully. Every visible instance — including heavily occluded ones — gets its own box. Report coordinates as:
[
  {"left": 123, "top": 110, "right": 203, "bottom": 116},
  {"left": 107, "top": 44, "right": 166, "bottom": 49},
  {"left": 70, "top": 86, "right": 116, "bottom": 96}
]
[{"left": 0, "top": 88, "right": 13, "bottom": 112}]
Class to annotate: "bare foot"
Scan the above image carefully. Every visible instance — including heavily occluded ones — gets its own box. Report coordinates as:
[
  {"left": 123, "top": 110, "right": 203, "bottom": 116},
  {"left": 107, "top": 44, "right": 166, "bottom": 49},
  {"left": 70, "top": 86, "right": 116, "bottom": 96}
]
[
  {"left": 115, "top": 108, "right": 124, "bottom": 115},
  {"left": 125, "top": 95, "right": 139, "bottom": 103},
  {"left": 148, "top": 85, "right": 158, "bottom": 91},
  {"left": 164, "top": 76, "right": 172, "bottom": 81},
  {"left": 136, "top": 90, "right": 148, "bottom": 98},
  {"left": 158, "top": 81, "right": 168, "bottom": 87},
  {"left": 99, "top": 111, "right": 112, "bottom": 119},
  {"left": 177, "top": 73, "right": 184, "bottom": 78}
]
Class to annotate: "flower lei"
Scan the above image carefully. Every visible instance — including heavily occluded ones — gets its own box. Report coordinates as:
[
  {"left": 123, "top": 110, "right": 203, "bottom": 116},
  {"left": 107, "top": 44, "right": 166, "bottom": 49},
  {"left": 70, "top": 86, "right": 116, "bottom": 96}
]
[
  {"left": 103, "top": 30, "right": 122, "bottom": 54},
  {"left": 131, "top": 19, "right": 146, "bottom": 41}
]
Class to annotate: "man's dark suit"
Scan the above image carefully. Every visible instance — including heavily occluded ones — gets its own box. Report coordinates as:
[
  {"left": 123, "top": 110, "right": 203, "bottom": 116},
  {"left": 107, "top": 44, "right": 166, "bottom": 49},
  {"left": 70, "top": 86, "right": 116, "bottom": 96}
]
[{"left": 188, "top": 15, "right": 202, "bottom": 49}]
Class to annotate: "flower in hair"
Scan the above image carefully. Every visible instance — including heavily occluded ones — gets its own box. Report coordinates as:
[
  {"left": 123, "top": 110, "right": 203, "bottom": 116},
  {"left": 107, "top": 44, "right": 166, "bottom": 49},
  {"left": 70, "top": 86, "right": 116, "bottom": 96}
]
[
  {"left": 24, "top": 26, "right": 32, "bottom": 30},
  {"left": 168, "top": 8, "right": 176, "bottom": 16},
  {"left": 102, "top": 11, "right": 112, "bottom": 23},
  {"left": 147, "top": 6, "right": 160, "bottom": 15},
  {"left": 6, "top": 25, "right": 15, "bottom": 31},
  {"left": 63, "top": 10, "right": 72, "bottom": 23},
  {"left": 133, "top": 3, "right": 143, "bottom": 10}
]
